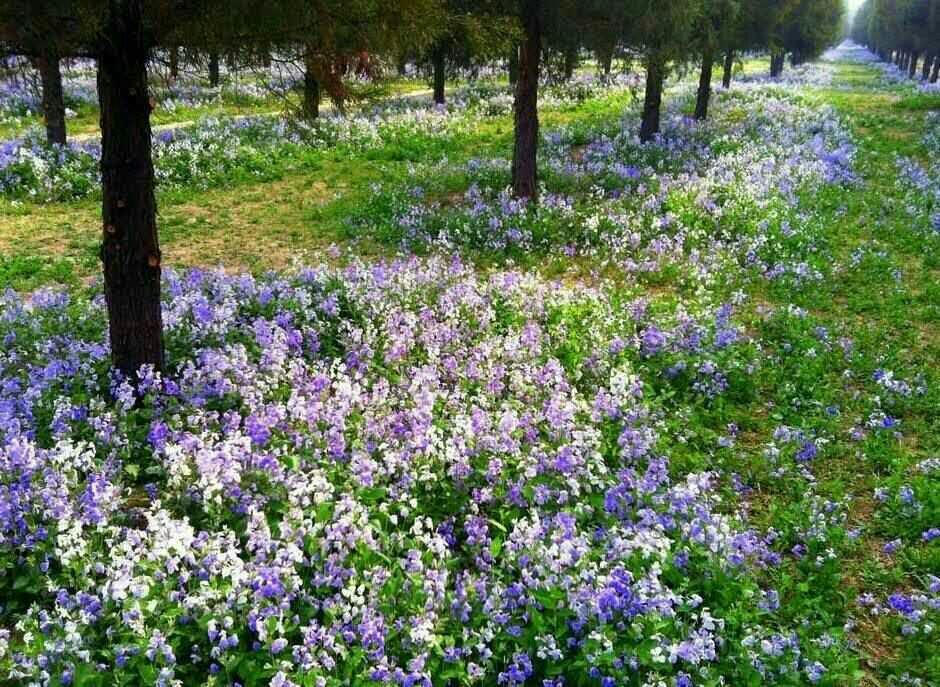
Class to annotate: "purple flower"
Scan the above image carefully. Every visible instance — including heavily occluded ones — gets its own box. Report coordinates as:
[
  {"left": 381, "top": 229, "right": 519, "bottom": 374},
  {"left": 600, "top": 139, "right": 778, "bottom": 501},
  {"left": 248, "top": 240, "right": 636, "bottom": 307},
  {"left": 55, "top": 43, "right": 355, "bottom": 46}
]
[
  {"left": 883, "top": 539, "right": 901, "bottom": 555},
  {"left": 640, "top": 327, "right": 668, "bottom": 355}
]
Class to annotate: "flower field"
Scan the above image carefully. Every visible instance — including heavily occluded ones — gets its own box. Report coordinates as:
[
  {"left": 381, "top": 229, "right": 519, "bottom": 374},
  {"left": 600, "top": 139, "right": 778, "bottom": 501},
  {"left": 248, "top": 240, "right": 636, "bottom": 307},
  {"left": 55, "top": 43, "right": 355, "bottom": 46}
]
[{"left": 0, "top": 44, "right": 939, "bottom": 687}]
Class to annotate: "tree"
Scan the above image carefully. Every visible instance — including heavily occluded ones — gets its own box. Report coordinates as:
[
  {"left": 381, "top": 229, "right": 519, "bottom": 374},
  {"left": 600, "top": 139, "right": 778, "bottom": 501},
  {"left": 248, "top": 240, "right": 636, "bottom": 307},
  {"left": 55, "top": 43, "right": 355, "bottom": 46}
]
[
  {"left": 0, "top": 5, "right": 69, "bottom": 145},
  {"left": 582, "top": 0, "right": 627, "bottom": 77},
  {"left": 692, "top": 0, "right": 740, "bottom": 120},
  {"left": 418, "top": 1, "right": 514, "bottom": 106},
  {"left": 718, "top": 0, "right": 839, "bottom": 79},
  {"left": 901, "top": 0, "right": 932, "bottom": 78},
  {"left": 854, "top": 0, "right": 939, "bottom": 79},
  {"left": 714, "top": 0, "right": 789, "bottom": 84},
  {"left": 35, "top": 52, "right": 67, "bottom": 145},
  {"left": 298, "top": 2, "right": 442, "bottom": 120},
  {"left": 622, "top": 0, "right": 702, "bottom": 142},
  {"left": 721, "top": 49, "right": 735, "bottom": 88},
  {"left": 759, "top": 0, "right": 798, "bottom": 76},
  {"left": 208, "top": 50, "right": 220, "bottom": 86},
  {"left": 507, "top": 0, "right": 606, "bottom": 197},
  {"left": 95, "top": 0, "right": 166, "bottom": 376},
  {"left": 0, "top": 0, "right": 440, "bottom": 378},
  {"left": 512, "top": 0, "right": 541, "bottom": 198},
  {"left": 781, "top": 0, "right": 845, "bottom": 66}
]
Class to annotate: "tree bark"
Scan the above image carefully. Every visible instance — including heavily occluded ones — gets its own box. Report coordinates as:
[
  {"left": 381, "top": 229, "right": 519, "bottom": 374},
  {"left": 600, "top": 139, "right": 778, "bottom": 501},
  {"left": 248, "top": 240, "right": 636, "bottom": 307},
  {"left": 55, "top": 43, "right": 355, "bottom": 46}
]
[
  {"left": 909, "top": 51, "right": 919, "bottom": 79},
  {"left": 36, "top": 53, "right": 66, "bottom": 146},
  {"left": 931, "top": 52, "right": 940, "bottom": 82},
  {"left": 640, "top": 56, "right": 663, "bottom": 143},
  {"left": 599, "top": 47, "right": 613, "bottom": 77},
  {"left": 563, "top": 48, "right": 576, "bottom": 81},
  {"left": 303, "top": 45, "right": 321, "bottom": 119},
  {"left": 511, "top": 0, "right": 540, "bottom": 200},
  {"left": 722, "top": 50, "right": 734, "bottom": 88},
  {"left": 432, "top": 45, "right": 446, "bottom": 105},
  {"left": 209, "top": 51, "right": 220, "bottom": 86},
  {"left": 695, "top": 51, "right": 713, "bottom": 120},
  {"left": 921, "top": 53, "right": 932, "bottom": 80},
  {"left": 508, "top": 44, "right": 519, "bottom": 87},
  {"left": 98, "top": 0, "right": 165, "bottom": 377},
  {"left": 770, "top": 52, "right": 785, "bottom": 78},
  {"left": 169, "top": 46, "right": 179, "bottom": 79}
]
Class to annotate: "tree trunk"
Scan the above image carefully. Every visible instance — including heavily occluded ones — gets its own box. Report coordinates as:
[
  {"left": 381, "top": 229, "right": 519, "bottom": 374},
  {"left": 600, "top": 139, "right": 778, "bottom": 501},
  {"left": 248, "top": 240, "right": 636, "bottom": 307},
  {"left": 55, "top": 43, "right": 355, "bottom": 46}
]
[
  {"left": 508, "top": 45, "right": 519, "bottom": 87},
  {"left": 640, "top": 56, "right": 663, "bottom": 143},
  {"left": 511, "top": 0, "right": 540, "bottom": 200},
  {"left": 909, "top": 51, "right": 919, "bottom": 79},
  {"left": 98, "top": 0, "right": 165, "bottom": 377},
  {"left": 695, "top": 51, "right": 713, "bottom": 120},
  {"left": 302, "top": 47, "right": 321, "bottom": 120},
  {"left": 36, "top": 53, "right": 66, "bottom": 146},
  {"left": 931, "top": 53, "right": 940, "bottom": 82},
  {"left": 921, "top": 53, "right": 932, "bottom": 80},
  {"left": 599, "top": 47, "right": 613, "bottom": 77},
  {"left": 209, "top": 51, "right": 220, "bottom": 87},
  {"left": 770, "top": 52, "right": 785, "bottom": 78},
  {"left": 169, "top": 46, "right": 179, "bottom": 79},
  {"left": 432, "top": 46, "right": 446, "bottom": 105},
  {"left": 722, "top": 50, "right": 734, "bottom": 88},
  {"left": 563, "top": 48, "right": 576, "bottom": 81}
]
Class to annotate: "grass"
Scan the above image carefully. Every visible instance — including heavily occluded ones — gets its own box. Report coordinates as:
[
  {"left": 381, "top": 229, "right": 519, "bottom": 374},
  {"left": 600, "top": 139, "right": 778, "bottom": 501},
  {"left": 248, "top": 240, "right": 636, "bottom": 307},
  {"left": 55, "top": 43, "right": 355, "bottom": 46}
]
[
  {"left": 0, "top": 85, "right": 637, "bottom": 289},
  {"left": 750, "top": 60, "right": 940, "bottom": 682}
]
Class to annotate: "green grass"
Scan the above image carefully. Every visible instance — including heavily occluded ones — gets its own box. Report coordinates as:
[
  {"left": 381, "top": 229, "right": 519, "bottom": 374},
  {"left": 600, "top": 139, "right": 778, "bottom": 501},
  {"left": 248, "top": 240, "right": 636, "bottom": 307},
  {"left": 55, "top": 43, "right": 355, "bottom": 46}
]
[{"left": 0, "top": 253, "right": 78, "bottom": 291}]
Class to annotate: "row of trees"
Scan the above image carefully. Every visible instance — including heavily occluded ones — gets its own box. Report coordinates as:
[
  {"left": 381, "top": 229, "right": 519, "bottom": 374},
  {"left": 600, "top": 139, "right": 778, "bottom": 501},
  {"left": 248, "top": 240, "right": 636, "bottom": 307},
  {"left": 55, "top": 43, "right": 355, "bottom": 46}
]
[
  {"left": 851, "top": 0, "right": 940, "bottom": 81},
  {"left": 0, "top": 0, "right": 843, "bottom": 378},
  {"left": 425, "top": 0, "right": 843, "bottom": 144}
]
